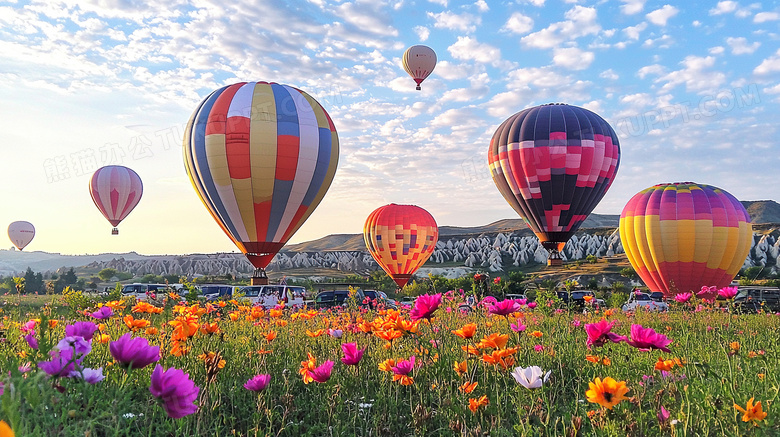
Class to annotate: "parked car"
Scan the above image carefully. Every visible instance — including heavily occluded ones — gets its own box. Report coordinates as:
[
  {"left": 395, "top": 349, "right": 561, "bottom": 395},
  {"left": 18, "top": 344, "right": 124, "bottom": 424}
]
[
  {"left": 240, "top": 285, "right": 306, "bottom": 308},
  {"left": 505, "top": 293, "right": 528, "bottom": 302},
  {"left": 556, "top": 290, "right": 605, "bottom": 309},
  {"left": 121, "top": 283, "right": 170, "bottom": 301},
  {"left": 199, "top": 284, "right": 237, "bottom": 301},
  {"left": 313, "top": 288, "right": 367, "bottom": 309},
  {"left": 363, "top": 289, "right": 398, "bottom": 309},
  {"left": 733, "top": 286, "right": 780, "bottom": 313},
  {"left": 622, "top": 291, "right": 669, "bottom": 312},
  {"left": 649, "top": 292, "right": 666, "bottom": 302}
]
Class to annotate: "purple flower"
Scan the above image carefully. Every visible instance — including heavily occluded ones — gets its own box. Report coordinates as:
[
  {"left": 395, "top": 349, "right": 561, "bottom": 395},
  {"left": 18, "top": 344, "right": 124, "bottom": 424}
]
[
  {"left": 65, "top": 321, "right": 98, "bottom": 341},
  {"left": 310, "top": 360, "right": 334, "bottom": 383},
  {"left": 391, "top": 356, "right": 415, "bottom": 376},
  {"left": 73, "top": 367, "right": 105, "bottom": 384},
  {"left": 24, "top": 333, "right": 38, "bottom": 350},
  {"left": 510, "top": 320, "right": 527, "bottom": 332},
  {"left": 244, "top": 374, "right": 271, "bottom": 391},
  {"left": 90, "top": 306, "right": 114, "bottom": 320},
  {"left": 409, "top": 293, "right": 442, "bottom": 321},
  {"left": 328, "top": 329, "right": 343, "bottom": 338},
  {"left": 341, "top": 342, "right": 365, "bottom": 366},
  {"left": 109, "top": 333, "right": 160, "bottom": 370},
  {"left": 38, "top": 349, "right": 78, "bottom": 378},
  {"left": 657, "top": 406, "right": 670, "bottom": 424},
  {"left": 585, "top": 319, "right": 627, "bottom": 349},
  {"left": 626, "top": 324, "right": 672, "bottom": 352},
  {"left": 56, "top": 336, "right": 92, "bottom": 357},
  {"left": 674, "top": 293, "right": 693, "bottom": 303},
  {"left": 149, "top": 365, "right": 199, "bottom": 418},
  {"left": 488, "top": 299, "right": 521, "bottom": 316},
  {"left": 717, "top": 286, "right": 738, "bottom": 300}
]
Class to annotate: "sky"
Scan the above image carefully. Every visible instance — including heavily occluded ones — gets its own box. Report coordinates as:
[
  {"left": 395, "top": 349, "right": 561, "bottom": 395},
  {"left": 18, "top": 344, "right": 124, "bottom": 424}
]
[{"left": 0, "top": 0, "right": 779, "bottom": 256}]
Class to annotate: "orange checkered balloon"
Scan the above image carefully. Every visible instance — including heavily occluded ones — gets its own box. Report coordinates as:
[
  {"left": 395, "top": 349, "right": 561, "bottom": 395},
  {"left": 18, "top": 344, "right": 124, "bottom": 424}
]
[{"left": 364, "top": 204, "right": 439, "bottom": 288}]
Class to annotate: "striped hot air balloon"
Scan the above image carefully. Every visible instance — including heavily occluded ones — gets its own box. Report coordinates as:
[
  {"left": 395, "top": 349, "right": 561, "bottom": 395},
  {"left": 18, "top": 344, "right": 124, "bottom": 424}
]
[
  {"left": 89, "top": 166, "right": 143, "bottom": 235},
  {"left": 489, "top": 103, "right": 621, "bottom": 266},
  {"left": 183, "top": 82, "right": 338, "bottom": 274},
  {"left": 619, "top": 182, "right": 752, "bottom": 298},
  {"left": 402, "top": 45, "right": 436, "bottom": 91},
  {"left": 363, "top": 204, "right": 439, "bottom": 288}
]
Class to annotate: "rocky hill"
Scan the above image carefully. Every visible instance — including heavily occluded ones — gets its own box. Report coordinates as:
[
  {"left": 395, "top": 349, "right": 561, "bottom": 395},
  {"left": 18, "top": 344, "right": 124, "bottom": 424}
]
[{"left": 742, "top": 200, "right": 780, "bottom": 224}]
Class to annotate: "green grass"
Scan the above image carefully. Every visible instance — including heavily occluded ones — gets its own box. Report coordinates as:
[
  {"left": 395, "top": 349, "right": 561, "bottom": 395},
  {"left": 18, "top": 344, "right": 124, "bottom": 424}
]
[{"left": 0, "top": 295, "right": 778, "bottom": 436}]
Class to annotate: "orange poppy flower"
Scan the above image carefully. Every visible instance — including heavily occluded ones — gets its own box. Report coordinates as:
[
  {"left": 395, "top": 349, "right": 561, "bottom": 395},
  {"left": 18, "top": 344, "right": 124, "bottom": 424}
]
[
  {"left": 375, "top": 329, "right": 403, "bottom": 342},
  {"left": 95, "top": 333, "right": 111, "bottom": 344},
  {"left": 228, "top": 312, "right": 240, "bottom": 321},
  {"left": 528, "top": 331, "right": 543, "bottom": 338},
  {"left": 145, "top": 327, "right": 159, "bottom": 336},
  {"left": 264, "top": 331, "right": 278, "bottom": 342},
  {"left": 452, "top": 323, "right": 477, "bottom": 339},
  {"left": 654, "top": 357, "right": 675, "bottom": 372},
  {"left": 392, "top": 374, "right": 415, "bottom": 385},
  {"left": 48, "top": 320, "right": 59, "bottom": 328},
  {"left": 170, "top": 340, "right": 190, "bottom": 357},
  {"left": 459, "top": 381, "right": 478, "bottom": 393},
  {"left": 269, "top": 309, "right": 283, "bottom": 318},
  {"left": 461, "top": 345, "right": 481, "bottom": 356},
  {"left": 603, "top": 308, "right": 616, "bottom": 317},
  {"left": 169, "top": 315, "right": 199, "bottom": 340},
  {"left": 378, "top": 358, "right": 396, "bottom": 372},
  {"left": 585, "top": 377, "right": 629, "bottom": 410},
  {"left": 453, "top": 360, "right": 468, "bottom": 377},
  {"left": 276, "top": 320, "right": 288, "bottom": 327},
  {"left": 216, "top": 301, "right": 227, "bottom": 308},
  {"left": 476, "top": 333, "right": 509, "bottom": 350},
  {"left": 468, "top": 395, "right": 489, "bottom": 413},
  {"left": 256, "top": 348, "right": 273, "bottom": 355},
  {"left": 200, "top": 322, "right": 220, "bottom": 335},
  {"left": 123, "top": 315, "right": 150, "bottom": 331}
]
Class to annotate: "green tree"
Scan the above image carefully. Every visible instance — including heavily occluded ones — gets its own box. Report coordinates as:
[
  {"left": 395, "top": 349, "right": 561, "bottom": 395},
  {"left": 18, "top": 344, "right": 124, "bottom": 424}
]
[
  {"left": 620, "top": 267, "right": 637, "bottom": 280},
  {"left": 23, "top": 267, "right": 44, "bottom": 293},
  {"left": 97, "top": 268, "right": 118, "bottom": 281},
  {"left": 743, "top": 266, "right": 766, "bottom": 280},
  {"left": 538, "top": 279, "right": 558, "bottom": 292},
  {"left": 62, "top": 268, "right": 78, "bottom": 286}
]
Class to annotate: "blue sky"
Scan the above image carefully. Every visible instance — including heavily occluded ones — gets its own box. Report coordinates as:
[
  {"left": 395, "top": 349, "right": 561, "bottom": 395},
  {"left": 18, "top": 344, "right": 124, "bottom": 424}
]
[{"left": 0, "top": 0, "right": 778, "bottom": 255}]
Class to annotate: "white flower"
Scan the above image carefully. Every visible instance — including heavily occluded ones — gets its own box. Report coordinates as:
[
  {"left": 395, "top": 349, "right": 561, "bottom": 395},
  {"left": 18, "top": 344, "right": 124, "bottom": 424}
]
[{"left": 510, "top": 365, "right": 551, "bottom": 389}]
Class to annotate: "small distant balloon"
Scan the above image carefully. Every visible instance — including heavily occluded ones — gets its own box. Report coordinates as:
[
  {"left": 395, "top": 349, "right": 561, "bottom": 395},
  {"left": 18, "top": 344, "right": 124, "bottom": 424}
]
[
  {"left": 8, "top": 221, "right": 35, "bottom": 250},
  {"left": 403, "top": 45, "right": 437, "bottom": 91},
  {"left": 89, "top": 165, "right": 143, "bottom": 235},
  {"left": 363, "top": 204, "right": 439, "bottom": 288}
]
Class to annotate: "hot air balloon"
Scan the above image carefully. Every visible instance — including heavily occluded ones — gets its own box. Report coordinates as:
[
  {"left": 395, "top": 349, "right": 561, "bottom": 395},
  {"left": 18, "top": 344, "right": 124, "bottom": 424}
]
[
  {"left": 619, "top": 182, "right": 752, "bottom": 298},
  {"left": 8, "top": 221, "right": 35, "bottom": 250},
  {"left": 183, "top": 82, "right": 338, "bottom": 282},
  {"left": 403, "top": 45, "right": 436, "bottom": 91},
  {"left": 363, "top": 204, "right": 439, "bottom": 288},
  {"left": 89, "top": 165, "right": 143, "bottom": 235},
  {"left": 488, "top": 103, "right": 621, "bottom": 266}
]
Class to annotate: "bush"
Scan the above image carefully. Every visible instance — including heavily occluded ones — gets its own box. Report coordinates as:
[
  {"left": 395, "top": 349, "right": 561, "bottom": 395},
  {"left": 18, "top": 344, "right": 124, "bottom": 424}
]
[
  {"left": 59, "top": 286, "right": 95, "bottom": 310},
  {"left": 609, "top": 291, "right": 628, "bottom": 309}
]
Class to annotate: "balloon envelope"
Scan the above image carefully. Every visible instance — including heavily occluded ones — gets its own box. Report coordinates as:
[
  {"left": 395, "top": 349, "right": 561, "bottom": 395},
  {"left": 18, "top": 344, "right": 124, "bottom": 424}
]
[
  {"left": 402, "top": 45, "right": 436, "bottom": 91},
  {"left": 619, "top": 182, "right": 752, "bottom": 298},
  {"left": 8, "top": 221, "right": 35, "bottom": 250},
  {"left": 363, "top": 204, "right": 439, "bottom": 288},
  {"left": 89, "top": 165, "right": 143, "bottom": 234},
  {"left": 488, "top": 103, "right": 620, "bottom": 264},
  {"left": 183, "top": 82, "right": 339, "bottom": 270}
]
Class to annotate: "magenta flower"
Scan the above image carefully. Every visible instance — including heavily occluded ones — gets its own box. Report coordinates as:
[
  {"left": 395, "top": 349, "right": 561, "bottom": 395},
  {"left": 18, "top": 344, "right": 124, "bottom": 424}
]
[
  {"left": 244, "top": 374, "right": 271, "bottom": 391},
  {"left": 657, "top": 406, "right": 670, "bottom": 424},
  {"left": 534, "top": 344, "right": 544, "bottom": 352},
  {"left": 571, "top": 320, "right": 582, "bottom": 328},
  {"left": 38, "top": 349, "right": 78, "bottom": 378},
  {"left": 717, "top": 286, "right": 738, "bottom": 299},
  {"left": 510, "top": 320, "right": 527, "bottom": 332},
  {"left": 585, "top": 319, "right": 627, "bottom": 349},
  {"left": 488, "top": 299, "right": 521, "bottom": 316},
  {"left": 309, "top": 360, "right": 334, "bottom": 383},
  {"left": 527, "top": 302, "right": 538, "bottom": 309},
  {"left": 90, "top": 306, "right": 114, "bottom": 319},
  {"left": 56, "top": 336, "right": 92, "bottom": 356},
  {"left": 149, "top": 364, "right": 199, "bottom": 418},
  {"left": 409, "top": 293, "right": 442, "bottom": 321},
  {"left": 697, "top": 285, "right": 717, "bottom": 299},
  {"left": 24, "top": 333, "right": 38, "bottom": 350},
  {"left": 109, "top": 333, "right": 160, "bottom": 370},
  {"left": 391, "top": 356, "right": 415, "bottom": 376},
  {"left": 65, "top": 321, "right": 98, "bottom": 341},
  {"left": 626, "top": 324, "right": 672, "bottom": 352},
  {"left": 20, "top": 320, "right": 36, "bottom": 334},
  {"left": 674, "top": 292, "right": 693, "bottom": 303},
  {"left": 341, "top": 342, "right": 365, "bottom": 366}
]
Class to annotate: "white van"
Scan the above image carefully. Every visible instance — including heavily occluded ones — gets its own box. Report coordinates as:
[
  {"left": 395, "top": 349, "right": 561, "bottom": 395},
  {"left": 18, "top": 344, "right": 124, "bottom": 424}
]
[
  {"left": 121, "top": 283, "right": 170, "bottom": 301},
  {"left": 239, "top": 285, "right": 306, "bottom": 308}
]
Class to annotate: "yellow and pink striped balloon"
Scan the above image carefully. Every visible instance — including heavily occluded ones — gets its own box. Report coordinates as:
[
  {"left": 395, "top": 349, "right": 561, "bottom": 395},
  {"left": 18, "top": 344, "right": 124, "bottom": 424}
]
[{"left": 619, "top": 182, "right": 752, "bottom": 298}]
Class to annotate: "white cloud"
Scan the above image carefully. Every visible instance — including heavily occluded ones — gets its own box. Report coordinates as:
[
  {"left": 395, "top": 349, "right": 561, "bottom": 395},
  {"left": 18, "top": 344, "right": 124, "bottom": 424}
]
[
  {"left": 754, "top": 12, "right": 780, "bottom": 22},
  {"left": 503, "top": 12, "right": 534, "bottom": 35},
  {"left": 520, "top": 0, "right": 546, "bottom": 5},
  {"left": 434, "top": 60, "right": 481, "bottom": 80},
  {"left": 726, "top": 37, "right": 760, "bottom": 54},
  {"left": 475, "top": 0, "right": 489, "bottom": 12},
  {"left": 646, "top": 5, "right": 679, "bottom": 26},
  {"left": 637, "top": 64, "right": 665, "bottom": 78},
  {"left": 623, "top": 22, "right": 647, "bottom": 40},
  {"left": 656, "top": 55, "right": 727, "bottom": 93},
  {"left": 552, "top": 47, "right": 594, "bottom": 70},
  {"left": 709, "top": 46, "right": 725, "bottom": 55},
  {"left": 414, "top": 26, "right": 430, "bottom": 41},
  {"left": 709, "top": 1, "right": 738, "bottom": 15},
  {"left": 754, "top": 49, "right": 780, "bottom": 74},
  {"left": 600, "top": 69, "right": 619, "bottom": 80},
  {"left": 620, "top": 0, "right": 647, "bottom": 15},
  {"left": 428, "top": 11, "right": 480, "bottom": 33},
  {"left": 520, "top": 6, "right": 601, "bottom": 49},
  {"left": 427, "top": 0, "right": 448, "bottom": 6},
  {"left": 447, "top": 36, "right": 505, "bottom": 67},
  {"left": 335, "top": 2, "right": 399, "bottom": 37}
]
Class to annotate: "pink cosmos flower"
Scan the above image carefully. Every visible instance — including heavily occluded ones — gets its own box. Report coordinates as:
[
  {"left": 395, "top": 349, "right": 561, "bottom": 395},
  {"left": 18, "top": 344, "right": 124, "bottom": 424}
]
[
  {"left": 38, "top": 349, "right": 78, "bottom": 378},
  {"left": 310, "top": 360, "right": 334, "bottom": 383},
  {"left": 90, "top": 306, "right": 114, "bottom": 320},
  {"left": 244, "top": 374, "right": 271, "bottom": 391},
  {"left": 585, "top": 319, "right": 627, "bottom": 349},
  {"left": 717, "top": 286, "right": 738, "bottom": 299},
  {"left": 626, "top": 324, "right": 672, "bottom": 352},
  {"left": 409, "top": 293, "right": 442, "bottom": 321},
  {"left": 534, "top": 344, "right": 544, "bottom": 352},
  {"left": 73, "top": 367, "right": 105, "bottom": 384},
  {"left": 341, "top": 342, "right": 365, "bottom": 366},
  {"left": 56, "top": 336, "right": 92, "bottom": 356},
  {"left": 109, "top": 333, "right": 160, "bottom": 370},
  {"left": 697, "top": 285, "right": 718, "bottom": 299},
  {"left": 674, "top": 293, "right": 693, "bottom": 303},
  {"left": 391, "top": 356, "right": 416, "bottom": 376},
  {"left": 510, "top": 321, "right": 527, "bottom": 332},
  {"left": 657, "top": 406, "right": 670, "bottom": 424},
  {"left": 488, "top": 299, "right": 521, "bottom": 316},
  {"left": 24, "top": 333, "right": 38, "bottom": 350},
  {"left": 65, "top": 321, "right": 98, "bottom": 341},
  {"left": 20, "top": 320, "right": 36, "bottom": 334},
  {"left": 18, "top": 362, "right": 32, "bottom": 373},
  {"left": 149, "top": 364, "right": 199, "bottom": 418},
  {"left": 527, "top": 302, "right": 537, "bottom": 309},
  {"left": 571, "top": 320, "right": 582, "bottom": 328}
]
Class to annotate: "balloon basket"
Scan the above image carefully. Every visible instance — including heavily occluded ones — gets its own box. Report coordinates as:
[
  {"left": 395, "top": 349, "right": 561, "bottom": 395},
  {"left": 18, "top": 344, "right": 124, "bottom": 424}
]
[
  {"left": 546, "top": 249, "right": 563, "bottom": 267},
  {"left": 111, "top": 228, "right": 119, "bottom": 235},
  {"left": 416, "top": 85, "right": 421, "bottom": 91},
  {"left": 251, "top": 276, "right": 269, "bottom": 286}
]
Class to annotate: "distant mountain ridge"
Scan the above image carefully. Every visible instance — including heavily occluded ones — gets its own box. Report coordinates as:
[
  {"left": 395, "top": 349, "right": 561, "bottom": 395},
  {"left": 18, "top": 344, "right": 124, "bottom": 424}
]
[{"left": 742, "top": 200, "right": 780, "bottom": 224}]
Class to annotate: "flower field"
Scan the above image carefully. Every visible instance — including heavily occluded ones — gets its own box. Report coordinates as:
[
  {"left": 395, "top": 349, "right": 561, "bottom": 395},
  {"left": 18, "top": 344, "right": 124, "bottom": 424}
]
[{"left": 0, "top": 290, "right": 777, "bottom": 436}]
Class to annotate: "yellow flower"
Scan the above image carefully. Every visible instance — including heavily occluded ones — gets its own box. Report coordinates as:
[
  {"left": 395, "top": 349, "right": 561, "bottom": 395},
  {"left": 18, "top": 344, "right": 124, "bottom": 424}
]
[
  {"left": 734, "top": 398, "right": 767, "bottom": 423},
  {"left": 730, "top": 342, "right": 740, "bottom": 352},
  {"left": 585, "top": 377, "right": 629, "bottom": 410}
]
